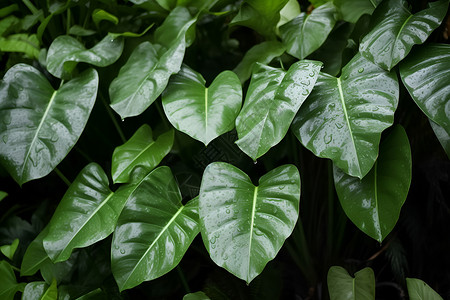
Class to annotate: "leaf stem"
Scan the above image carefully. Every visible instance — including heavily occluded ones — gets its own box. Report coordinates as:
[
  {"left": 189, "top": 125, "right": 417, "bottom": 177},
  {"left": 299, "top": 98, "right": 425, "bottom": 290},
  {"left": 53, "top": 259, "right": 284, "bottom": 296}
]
[
  {"left": 176, "top": 265, "right": 190, "bottom": 293},
  {"left": 99, "top": 93, "right": 126, "bottom": 143},
  {"left": 66, "top": 8, "right": 71, "bottom": 35},
  {"left": 54, "top": 167, "right": 71, "bottom": 186},
  {"left": 10, "top": 265, "right": 21, "bottom": 272},
  {"left": 22, "top": 0, "right": 42, "bottom": 20}
]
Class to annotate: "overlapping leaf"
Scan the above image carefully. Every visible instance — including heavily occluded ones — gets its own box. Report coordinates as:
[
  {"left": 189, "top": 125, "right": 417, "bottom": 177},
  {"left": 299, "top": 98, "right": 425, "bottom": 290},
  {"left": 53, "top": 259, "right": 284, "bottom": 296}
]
[
  {"left": 199, "top": 162, "right": 300, "bottom": 283},
  {"left": 429, "top": 120, "right": 450, "bottom": 159},
  {"left": 111, "top": 167, "right": 199, "bottom": 291},
  {"left": 359, "top": 0, "right": 449, "bottom": 71},
  {"left": 22, "top": 282, "right": 47, "bottom": 300},
  {"left": 292, "top": 54, "right": 399, "bottom": 178},
  {"left": 407, "top": 278, "right": 443, "bottom": 300},
  {"left": 21, "top": 227, "right": 50, "bottom": 276},
  {"left": 0, "top": 64, "right": 98, "bottom": 186},
  {"left": 327, "top": 266, "right": 375, "bottom": 300},
  {"left": 111, "top": 125, "right": 174, "bottom": 184},
  {"left": 162, "top": 65, "right": 242, "bottom": 145},
  {"left": 280, "top": 2, "right": 337, "bottom": 60},
  {"left": 333, "top": 126, "right": 411, "bottom": 242},
  {"left": 0, "top": 261, "right": 26, "bottom": 299},
  {"left": 236, "top": 60, "right": 322, "bottom": 160},
  {"left": 334, "top": 0, "right": 382, "bottom": 23},
  {"left": 43, "top": 163, "right": 127, "bottom": 262},
  {"left": 46, "top": 34, "right": 124, "bottom": 79}
]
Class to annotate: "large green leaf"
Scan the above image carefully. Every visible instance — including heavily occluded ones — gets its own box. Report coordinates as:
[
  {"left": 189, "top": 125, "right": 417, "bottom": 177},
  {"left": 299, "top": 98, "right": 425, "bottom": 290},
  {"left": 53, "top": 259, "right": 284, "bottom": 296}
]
[
  {"left": 111, "top": 167, "right": 199, "bottom": 291},
  {"left": 236, "top": 60, "right": 322, "bottom": 160},
  {"left": 280, "top": 2, "right": 337, "bottom": 60},
  {"left": 199, "top": 162, "right": 300, "bottom": 284},
  {"left": 111, "top": 125, "right": 174, "bottom": 184},
  {"left": 21, "top": 227, "right": 50, "bottom": 276},
  {"left": 407, "top": 278, "right": 443, "bottom": 300},
  {"left": 109, "top": 7, "right": 196, "bottom": 119},
  {"left": 327, "top": 266, "right": 375, "bottom": 300},
  {"left": 334, "top": 0, "right": 381, "bottom": 23},
  {"left": 429, "top": 120, "right": 450, "bottom": 159},
  {"left": 22, "top": 282, "right": 47, "bottom": 300},
  {"left": 0, "top": 64, "right": 98, "bottom": 186},
  {"left": 334, "top": 126, "right": 411, "bottom": 242},
  {"left": 359, "top": 0, "right": 449, "bottom": 71},
  {"left": 0, "top": 33, "right": 39, "bottom": 58},
  {"left": 46, "top": 34, "right": 124, "bottom": 79},
  {"left": 291, "top": 54, "right": 398, "bottom": 178},
  {"left": 399, "top": 44, "right": 450, "bottom": 134},
  {"left": 43, "top": 163, "right": 127, "bottom": 262},
  {"left": 162, "top": 65, "right": 242, "bottom": 145},
  {"left": 0, "top": 260, "right": 25, "bottom": 299}
]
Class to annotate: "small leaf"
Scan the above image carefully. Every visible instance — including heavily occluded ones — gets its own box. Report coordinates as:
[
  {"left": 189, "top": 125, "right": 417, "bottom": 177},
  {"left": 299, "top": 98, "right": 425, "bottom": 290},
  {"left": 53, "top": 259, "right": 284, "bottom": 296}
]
[
  {"left": 327, "top": 266, "right": 375, "bottom": 300},
  {"left": 236, "top": 60, "right": 322, "bottom": 160},
  {"left": 92, "top": 9, "right": 118, "bottom": 27},
  {"left": 334, "top": 126, "right": 411, "bottom": 242},
  {"left": 111, "top": 167, "right": 199, "bottom": 291},
  {"left": 0, "top": 260, "right": 24, "bottom": 300},
  {"left": 40, "top": 279, "right": 57, "bottom": 300},
  {"left": 22, "top": 282, "right": 47, "bottom": 300},
  {"left": 334, "top": 0, "right": 381, "bottom": 23},
  {"left": 108, "top": 23, "right": 154, "bottom": 39},
  {"left": 43, "top": 163, "right": 127, "bottom": 262},
  {"left": 183, "top": 291, "right": 211, "bottom": 300},
  {"left": 292, "top": 53, "right": 399, "bottom": 178},
  {"left": 162, "top": 65, "right": 242, "bottom": 145},
  {"left": 359, "top": 0, "right": 449, "bottom": 71},
  {"left": 0, "top": 238, "right": 19, "bottom": 260},
  {"left": 233, "top": 41, "right": 286, "bottom": 84},
  {"left": 74, "top": 288, "right": 105, "bottom": 300},
  {"left": 280, "top": 2, "right": 337, "bottom": 60},
  {"left": 111, "top": 125, "right": 174, "bottom": 184},
  {"left": 46, "top": 34, "right": 124, "bottom": 79},
  {"left": 68, "top": 26, "right": 96, "bottom": 36},
  {"left": 0, "top": 33, "right": 39, "bottom": 58},
  {"left": 21, "top": 227, "right": 51, "bottom": 276},
  {"left": 277, "top": 0, "right": 300, "bottom": 28},
  {"left": 0, "top": 65, "right": 98, "bottom": 186},
  {"left": 199, "top": 162, "right": 300, "bottom": 284},
  {"left": 407, "top": 278, "right": 443, "bottom": 300},
  {"left": 0, "top": 4, "right": 19, "bottom": 18},
  {"left": 429, "top": 120, "right": 450, "bottom": 159},
  {"left": 0, "top": 191, "right": 7, "bottom": 202}
]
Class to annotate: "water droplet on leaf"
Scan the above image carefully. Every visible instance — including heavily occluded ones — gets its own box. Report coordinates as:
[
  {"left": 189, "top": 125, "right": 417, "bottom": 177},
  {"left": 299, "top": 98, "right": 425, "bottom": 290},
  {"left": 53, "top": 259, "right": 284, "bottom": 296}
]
[
  {"left": 358, "top": 68, "right": 364, "bottom": 73},
  {"left": 120, "top": 249, "right": 125, "bottom": 254},
  {"left": 2, "top": 135, "right": 7, "bottom": 143}
]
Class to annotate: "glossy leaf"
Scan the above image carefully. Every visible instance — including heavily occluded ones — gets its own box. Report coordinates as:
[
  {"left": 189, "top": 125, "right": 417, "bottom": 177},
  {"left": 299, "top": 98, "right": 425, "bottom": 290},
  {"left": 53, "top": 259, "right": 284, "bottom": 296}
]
[
  {"left": 41, "top": 279, "right": 57, "bottom": 300},
  {"left": 0, "top": 64, "right": 98, "bottom": 186},
  {"left": 334, "top": 0, "right": 381, "bottom": 23},
  {"left": 109, "top": 7, "right": 196, "bottom": 119},
  {"left": 399, "top": 44, "right": 450, "bottom": 134},
  {"left": 233, "top": 41, "right": 286, "bottom": 84},
  {"left": 21, "top": 227, "right": 51, "bottom": 276},
  {"left": 327, "top": 266, "right": 375, "bottom": 300},
  {"left": 236, "top": 60, "right": 322, "bottom": 160},
  {"left": 277, "top": 0, "right": 300, "bottom": 28},
  {"left": 430, "top": 120, "right": 450, "bottom": 159},
  {"left": 0, "top": 238, "right": 18, "bottom": 260},
  {"left": 292, "top": 54, "right": 399, "bottom": 178},
  {"left": 183, "top": 291, "right": 211, "bottom": 300},
  {"left": 0, "top": 33, "right": 40, "bottom": 58},
  {"left": 199, "top": 162, "right": 300, "bottom": 283},
  {"left": 111, "top": 125, "right": 174, "bottom": 184},
  {"left": 22, "top": 282, "right": 47, "bottom": 300},
  {"left": 92, "top": 9, "right": 118, "bottom": 27},
  {"left": 162, "top": 65, "right": 242, "bottom": 145},
  {"left": 334, "top": 126, "right": 411, "bottom": 242},
  {"left": 407, "top": 278, "right": 443, "bottom": 300},
  {"left": 111, "top": 167, "right": 199, "bottom": 291},
  {"left": 0, "top": 260, "right": 25, "bottom": 299},
  {"left": 46, "top": 34, "right": 123, "bottom": 79},
  {"left": 43, "top": 163, "right": 126, "bottom": 262},
  {"left": 359, "top": 0, "right": 449, "bottom": 71},
  {"left": 280, "top": 2, "right": 337, "bottom": 60}
]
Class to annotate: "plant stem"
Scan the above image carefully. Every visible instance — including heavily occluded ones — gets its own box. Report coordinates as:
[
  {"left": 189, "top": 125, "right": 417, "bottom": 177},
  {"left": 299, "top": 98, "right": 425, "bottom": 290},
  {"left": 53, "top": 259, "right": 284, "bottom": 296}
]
[
  {"left": 54, "top": 167, "right": 71, "bottom": 186},
  {"left": 99, "top": 94, "right": 126, "bottom": 143},
  {"left": 176, "top": 265, "right": 190, "bottom": 293},
  {"left": 22, "top": 0, "right": 41, "bottom": 18},
  {"left": 10, "top": 265, "right": 21, "bottom": 272},
  {"left": 66, "top": 8, "right": 71, "bottom": 35}
]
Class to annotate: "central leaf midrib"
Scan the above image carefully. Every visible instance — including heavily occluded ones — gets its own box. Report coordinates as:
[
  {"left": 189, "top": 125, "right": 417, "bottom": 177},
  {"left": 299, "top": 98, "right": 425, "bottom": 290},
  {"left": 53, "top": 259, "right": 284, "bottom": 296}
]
[
  {"left": 391, "top": 14, "right": 413, "bottom": 66},
  {"left": 120, "top": 140, "right": 156, "bottom": 178},
  {"left": 204, "top": 87, "right": 208, "bottom": 140},
  {"left": 247, "top": 185, "right": 259, "bottom": 280},
  {"left": 373, "top": 161, "right": 382, "bottom": 240}
]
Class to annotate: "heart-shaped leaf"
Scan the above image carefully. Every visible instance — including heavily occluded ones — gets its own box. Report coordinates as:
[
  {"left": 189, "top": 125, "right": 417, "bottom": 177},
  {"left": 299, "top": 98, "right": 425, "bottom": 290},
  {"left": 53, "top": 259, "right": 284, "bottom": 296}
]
[
  {"left": 399, "top": 44, "right": 450, "bottom": 134},
  {"left": 0, "top": 64, "right": 98, "bottom": 186},
  {"left": 111, "top": 167, "right": 199, "bottom": 291},
  {"left": 292, "top": 53, "right": 399, "bottom": 178},
  {"left": 0, "top": 261, "right": 26, "bottom": 299},
  {"left": 359, "top": 0, "right": 449, "bottom": 71},
  {"left": 429, "top": 120, "right": 450, "bottom": 159},
  {"left": 43, "top": 163, "right": 127, "bottom": 262},
  {"left": 280, "top": 2, "right": 337, "bottom": 60},
  {"left": 109, "top": 7, "right": 196, "bottom": 119},
  {"left": 46, "top": 34, "right": 123, "bottom": 79},
  {"left": 334, "top": 0, "right": 381, "bottom": 23},
  {"left": 162, "top": 65, "right": 242, "bottom": 146},
  {"left": 199, "top": 162, "right": 300, "bottom": 284},
  {"left": 236, "top": 60, "right": 322, "bottom": 160},
  {"left": 333, "top": 126, "right": 411, "bottom": 242},
  {"left": 183, "top": 291, "right": 211, "bottom": 300},
  {"left": 327, "top": 266, "right": 375, "bottom": 300},
  {"left": 21, "top": 227, "right": 51, "bottom": 276},
  {"left": 111, "top": 125, "right": 174, "bottom": 184},
  {"left": 407, "top": 278, "right": 443, "bottom": 300},
  {"left": 0, "top": 238, "right": 19, "bottom": 260}
]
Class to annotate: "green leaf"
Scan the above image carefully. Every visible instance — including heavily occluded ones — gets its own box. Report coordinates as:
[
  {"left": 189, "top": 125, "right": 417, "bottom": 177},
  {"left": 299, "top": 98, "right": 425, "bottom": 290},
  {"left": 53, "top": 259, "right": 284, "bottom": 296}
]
[
  {"left": 334, "top": 0, "right": 381, "bottom": 23},
  {"left": 230, "top": 0, "right": 289, "bottom": 39},
  {"left": 277, "top": 0, "right": 300, "bottom": 29},
  {"left": 108, "top": 23, "right": 154, "bottom": 39},
  {"left": 41, "top": 279, "right": 57, "bottom": 300},
  {"left": 359, "top": 0, "right": 449, "bottom": 71},
  {"left": 111, "top": 167, "right": 199, "bottom": 291},
  {"left": 109, "top": 7, "right": 197, "bottom": 119},
  {"left": 0, "top": 260, "right": 24, "bottom": 300},
  {"left": 183, "top": 291, "right": 211, "bottom": 300},
  {"left": 0, "top": 16, "right": 20, "bottom": 36},
  {"left": 0, "top": 65, "right": 98, "bottom": 186},
  {"left": 0, "top": 238, "right": 18, "bottom": 260},
  {"left": 199, "top": 162, "right": 300, "bottom": 283},
  {"left": 280, "top": 2, "right": 336, "bottom": 60},
  {"left": 233, "top": 41, "right": 286, "bottom": 84},
  {"left": 236, "top": 60, "right": 322, "bottom": 160},
  {"left": 291, "top": 54, "right": 398, "bottom": 178},
  {"left": 407, "top": 278, "right": 443, "bottom": 300},
  {"left": 68, "top": 26, "right": 96, "bottom": 36},
  {"left": 92, "top": 9, "right": 119, "bottom": 27},
  {"left": 310, "top": 0, "right": 332, "bottom": 7},
  {"left": 0, "top": 33, "right": 39, "bottom": 58},
  {"left": 0, "top": 191, "right": 7, "bottom": 202},
  {"left": 46, "top": 34, "right": 124, "bottom": 79},
  {"left": 111, "top": 125, "right": 174, "bottom": 184},
  {"left": 0, "top": 4, "right": 18, "bottom": 18},
  {"left": 43, "top": 163, "right": 127, "bottom": 262},
  {"left": 334, "top": 126, "right": 411, "bottom": 242},
  {"left": 327, "top": 266, "right": 375, "bottom": 300},
  {"left": 429, "top": 120, "right": 450, "bottom": 159},
  {"left": 74, "top": 288, "right": 105, "bottom": 300},
  {"left": 21, "top": 227, "right": 51, "bottom": 276},
  {"left": 162, "top": 65, "right": 242, "bottom": 145},
  {"left": 22, "top": 282, "right": 47, "bottom": 300},
  {"left": 399, "top": 44, "right": 450, "bottom": 134}
]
